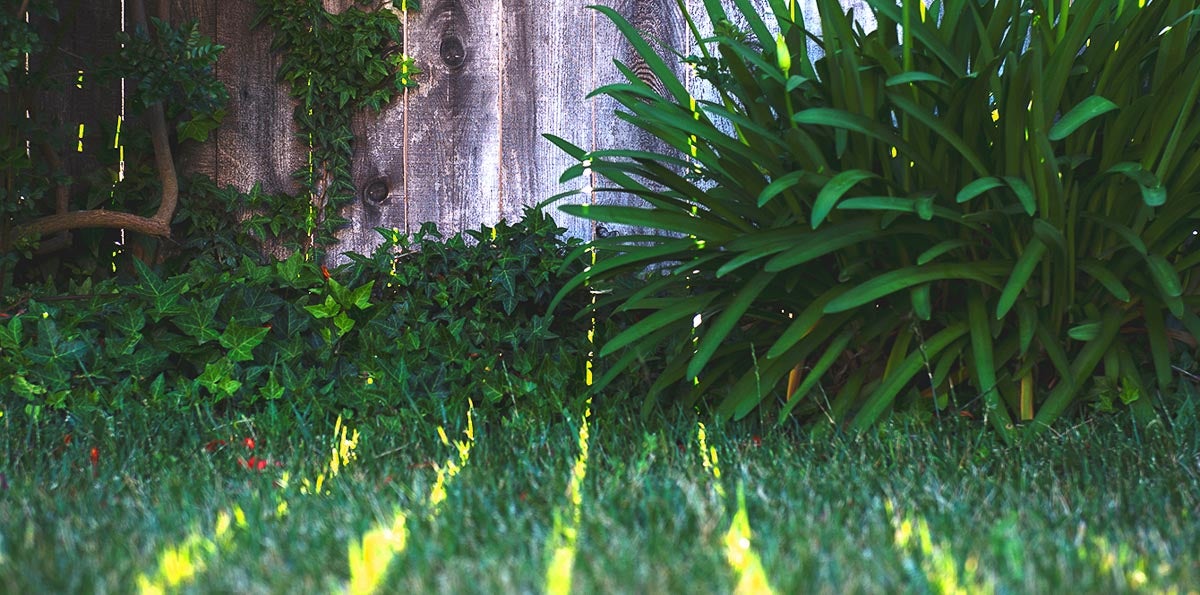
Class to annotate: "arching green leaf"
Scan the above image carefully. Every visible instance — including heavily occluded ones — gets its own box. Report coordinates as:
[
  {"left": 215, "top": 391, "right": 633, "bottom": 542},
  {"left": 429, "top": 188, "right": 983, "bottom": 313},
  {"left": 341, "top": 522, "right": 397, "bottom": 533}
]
[
  {"left": 1048, "top": 95, "right": 1118, "bottom": 141},
  {"left": 812, "top": 169, "right": 877, "bottom": 228}
]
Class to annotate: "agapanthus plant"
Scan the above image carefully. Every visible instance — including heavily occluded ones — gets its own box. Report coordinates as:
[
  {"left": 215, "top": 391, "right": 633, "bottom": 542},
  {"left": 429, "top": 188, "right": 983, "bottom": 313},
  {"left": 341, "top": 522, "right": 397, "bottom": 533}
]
[{"left": 548, "top": 0, "right": 1200, "bottom": 441}]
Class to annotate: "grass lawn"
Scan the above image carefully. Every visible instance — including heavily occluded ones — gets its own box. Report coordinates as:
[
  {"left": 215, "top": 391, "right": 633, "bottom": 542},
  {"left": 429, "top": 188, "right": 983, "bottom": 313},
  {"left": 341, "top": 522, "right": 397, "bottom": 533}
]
[{"left": 2, "top": 400, "right": 1199, "bottom": 594}]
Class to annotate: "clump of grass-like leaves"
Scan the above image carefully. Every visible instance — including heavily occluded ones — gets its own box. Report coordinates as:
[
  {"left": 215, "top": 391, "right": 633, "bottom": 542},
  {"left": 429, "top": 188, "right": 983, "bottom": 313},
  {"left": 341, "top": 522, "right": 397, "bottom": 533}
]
[{"left": 548, "top": 0, "right": 1200, "bottom": 440}]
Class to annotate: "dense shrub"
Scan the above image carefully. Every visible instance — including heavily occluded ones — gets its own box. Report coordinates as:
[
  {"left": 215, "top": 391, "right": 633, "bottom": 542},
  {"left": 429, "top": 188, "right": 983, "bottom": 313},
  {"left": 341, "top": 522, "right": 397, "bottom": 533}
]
[
  {"left": 0, "top": 208, "right": 604, "bottom": 421},
  {"left": 548, "top": 0, "right": 1200, "bottom": 439}
]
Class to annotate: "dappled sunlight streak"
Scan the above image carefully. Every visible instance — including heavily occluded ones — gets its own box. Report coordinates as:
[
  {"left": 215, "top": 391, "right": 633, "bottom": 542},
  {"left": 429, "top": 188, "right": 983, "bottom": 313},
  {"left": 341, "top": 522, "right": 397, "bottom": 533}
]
[
  {"left": 135, "top": 506, "right": 245, "bottom": 595},
  {"left": 300, "top": 414, "right": 360, "bottom": 496},
  {"left": 428, "top": 400, "right": 476, "bottom": 512},
  {"left": 346, "top": 512, "right": 408, "bottom": 595},
  {"left": 696, "top": 422, "right": 775, "bottom": 594},
  {"left": 544, "top": 399, "right": 592, "bottom": 595},
  {"left": 886, "top": 499, "right": 988, "bottom": 593},
  {"left": 341, "top": 401, "right": 475, "bottom": 594}
]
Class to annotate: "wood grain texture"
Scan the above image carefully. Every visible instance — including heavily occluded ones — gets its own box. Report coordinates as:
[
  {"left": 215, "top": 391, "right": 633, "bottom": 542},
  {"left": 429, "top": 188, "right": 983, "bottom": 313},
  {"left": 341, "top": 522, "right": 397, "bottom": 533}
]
[
  {"left": 330, "top": 0, "right": 407, "bottom": 259},
  {"left": 498, "top": 0, "right": 595, "bottom": 240},
  {"left": 31, "top": 2, "right": 123, "bottom": 210},
  {"left": 170, "top": 0, "right": 219, "bottom": 179},
  {"left": 589, "top": 0, "right": 689, "bottom": 237},
  {"left": 212, "top": 0, "right": 305, "bottom": 199},
  {"left": 401, "top": 0, "right": 502, "bottom": 236}
]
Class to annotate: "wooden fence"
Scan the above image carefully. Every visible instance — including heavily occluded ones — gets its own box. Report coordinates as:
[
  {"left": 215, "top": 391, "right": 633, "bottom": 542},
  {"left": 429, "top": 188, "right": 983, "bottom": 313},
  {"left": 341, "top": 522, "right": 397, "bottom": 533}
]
[{"left": 34, "top": 0, "right": 871, "bottom": 258}]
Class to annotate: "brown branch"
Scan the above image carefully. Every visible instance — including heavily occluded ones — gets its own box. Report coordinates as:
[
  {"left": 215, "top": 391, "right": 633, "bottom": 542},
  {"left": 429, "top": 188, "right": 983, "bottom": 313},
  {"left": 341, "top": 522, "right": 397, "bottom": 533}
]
[{"left": 15, "top": 0, "right": 29, "bottom": 19}]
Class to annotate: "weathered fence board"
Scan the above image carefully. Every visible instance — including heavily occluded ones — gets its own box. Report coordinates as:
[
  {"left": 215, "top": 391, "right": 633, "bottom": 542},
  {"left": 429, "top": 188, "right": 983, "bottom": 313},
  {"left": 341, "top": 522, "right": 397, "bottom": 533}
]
[
  {"left": 25, "top": 1, "right": 875, "bottom": 260},
  {"left": 401, "top": 0, "right": 504, "bottom": 240},
  {"left": 498, "top": 0, "right": 594, "bottom": 239},
  {"left": 211, "top": 1, "right": 307, "bottom": 204},
  {"left": 33, "top": 3, "right": 123, "bottom": 211}
]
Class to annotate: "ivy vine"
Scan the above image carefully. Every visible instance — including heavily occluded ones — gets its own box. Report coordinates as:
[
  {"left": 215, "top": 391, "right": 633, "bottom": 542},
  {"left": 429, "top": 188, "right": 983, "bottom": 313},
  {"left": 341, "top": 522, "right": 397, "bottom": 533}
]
[{"left": 253, "top": 0, "right": 419, "bottom": 252}]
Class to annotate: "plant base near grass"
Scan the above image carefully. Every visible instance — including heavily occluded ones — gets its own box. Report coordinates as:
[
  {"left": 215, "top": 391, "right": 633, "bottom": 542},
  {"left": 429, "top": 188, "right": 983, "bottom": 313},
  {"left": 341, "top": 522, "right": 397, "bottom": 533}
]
[{"left": 0, "top": 207, "right": 638, "bottom": 423}]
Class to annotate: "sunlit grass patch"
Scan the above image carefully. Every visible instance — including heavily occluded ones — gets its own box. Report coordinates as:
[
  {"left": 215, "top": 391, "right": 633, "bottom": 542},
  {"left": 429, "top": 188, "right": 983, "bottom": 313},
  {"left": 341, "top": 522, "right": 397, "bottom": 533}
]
[
  {"left": 544, "top": 399, "right": 592, "bottom": 595},
  {"left": 346, "top": 512, "right": 408, "bottom": 595},
  {"left": 136, "top": 506, "right": 245, "bottom": 594},
  {"left": 887, "top": 498, "right": 988, "bottom": 594},
  {"left": 695, "top": 421, "right": 776, "bottom": 594},
  {"left": 341, "top": 400, "right": 477, "bottom": 594}
]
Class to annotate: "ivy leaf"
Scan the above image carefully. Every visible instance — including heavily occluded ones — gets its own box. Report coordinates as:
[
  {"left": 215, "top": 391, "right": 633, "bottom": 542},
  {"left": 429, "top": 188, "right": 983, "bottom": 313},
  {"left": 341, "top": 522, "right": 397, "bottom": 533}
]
[
  {"left": 172, "top": 295, "right": 222, "bottom": 344},
  {"left": 260, "top": 369, "right": 285, "bottom": 400},
  {"left": 0, "top": 316, "right": 23, "bottom": 350},
  {"left": 333, "top": 311, "right": 356, "bottom": 337},
  {"left": 349, "top": 280, "right": 375, "bottom": 310},
  {"left": 219, "top": 321, "right": 270, "bottom": 362},
  {"left": 305, "top": 295, "right": 341, "bottom": 319},
  {"left": 198, "top": 357, "right": 241, "bottom": 397},
  {"left": 131, "top": 259, "right": 190, "bottom": 320}
]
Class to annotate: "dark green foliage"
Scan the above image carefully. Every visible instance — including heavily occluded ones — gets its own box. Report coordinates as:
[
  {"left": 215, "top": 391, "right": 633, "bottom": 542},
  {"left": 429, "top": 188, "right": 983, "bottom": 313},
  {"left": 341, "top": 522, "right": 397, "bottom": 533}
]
[
  {"left": 549, "top": 0, "right": 1200, "bottom": 438},
  {"left": 0, "top": 208, "right": 597, "bottom": 420},
  {"left": 98, "top": 17, "right": 228, "bottom": 142},
  {"left": 252, "top": 0, "right": 420, "bottom": 250},
  {"left": 1, "top": 5, "right": 228, "bottom": 292}
]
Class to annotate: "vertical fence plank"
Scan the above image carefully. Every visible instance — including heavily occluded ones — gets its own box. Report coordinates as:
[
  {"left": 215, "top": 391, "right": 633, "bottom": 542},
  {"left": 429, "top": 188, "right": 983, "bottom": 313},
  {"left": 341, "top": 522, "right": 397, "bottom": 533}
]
[
  {"left": 402, "top": 0, "right": 502, "bottom": 236},
  {"left": 329, "top": 1, "right": 406, "bottom": 260},
  {"left": 587, "top": 0, "right": 689, "bottom": 238},
  {"left": 499, "top": 0, "right": 594, "bottom": 239},
  {"left": 170, "top": 0, "right": 220, "bottom": 180},
  {"left": 31, "top": 3, "right": 123, "bottom": 212},
  {"left": 212, "top": 0, "right": 306, "bottom": 213}
]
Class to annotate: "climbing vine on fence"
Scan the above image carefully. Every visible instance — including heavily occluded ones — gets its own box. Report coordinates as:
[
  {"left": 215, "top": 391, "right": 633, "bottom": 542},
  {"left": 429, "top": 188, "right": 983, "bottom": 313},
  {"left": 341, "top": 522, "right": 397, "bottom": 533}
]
[{"left": 252, "top": 0, "right": 420, "bottom": 253}]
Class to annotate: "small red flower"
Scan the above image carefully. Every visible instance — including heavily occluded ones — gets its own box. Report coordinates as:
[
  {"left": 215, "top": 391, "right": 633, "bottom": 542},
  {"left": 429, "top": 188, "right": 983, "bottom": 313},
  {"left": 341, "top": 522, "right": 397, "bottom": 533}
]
[
  {"left": 321, "top": 265, "right": 331, "bottom": 280},
  {"left": 89, "top": 447, "right": 99, "bottom": 466},
  {"left": 63, "top": 434, "right": 73, "bottom": 446},
  {"left": 243, "top": 437, "right": 256, "bottom": 450},
  {"left": 204, "top": 439, "right": 227, "bottom": 453},
  {"left": 751, "top": 435, "right": 763, "bottom": 448}
]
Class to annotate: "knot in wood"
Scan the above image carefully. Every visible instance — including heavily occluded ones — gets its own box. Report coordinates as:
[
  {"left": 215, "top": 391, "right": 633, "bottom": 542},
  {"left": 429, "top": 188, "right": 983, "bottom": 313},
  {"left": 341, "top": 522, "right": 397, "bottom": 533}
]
[
  {"left": 363, "top": 178, "right": 390, "bottom": 204},
  {"left": 440, "top": 35, "right": 465, "bottom": 69}
]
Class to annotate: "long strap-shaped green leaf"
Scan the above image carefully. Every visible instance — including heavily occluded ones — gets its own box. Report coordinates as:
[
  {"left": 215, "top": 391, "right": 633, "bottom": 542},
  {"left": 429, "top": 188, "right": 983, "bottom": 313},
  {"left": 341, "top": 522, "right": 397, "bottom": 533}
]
[
  {"left": 824, "top": 263, "right": 1006, "bottom": 313},
  {"left": 599, "top": 293, "right": 718, "bottom": 357},
  {"left": 968, "top": 291, "right": 1016, "bottom": 442},
  {"left": 687, "top": 271, "right": 776, "bottom": 381},
  {"left": 589, "top": 5, "right": 691, "bottom": 106},
  {"left": 1025, "top": 305, "right": 1124, "bottom": 441},
  {"left": 849, "top": 322, "right": 969, "bottom": 431}
]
